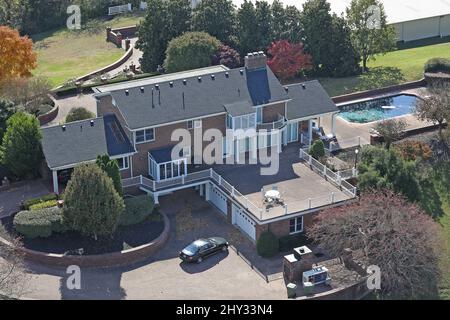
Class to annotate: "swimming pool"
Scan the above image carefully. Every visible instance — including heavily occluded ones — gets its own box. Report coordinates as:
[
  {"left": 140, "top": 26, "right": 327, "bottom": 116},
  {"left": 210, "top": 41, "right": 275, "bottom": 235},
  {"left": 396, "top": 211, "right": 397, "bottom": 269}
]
[{"left": 338, "top": 94, "right": 419, "bottom": 124}]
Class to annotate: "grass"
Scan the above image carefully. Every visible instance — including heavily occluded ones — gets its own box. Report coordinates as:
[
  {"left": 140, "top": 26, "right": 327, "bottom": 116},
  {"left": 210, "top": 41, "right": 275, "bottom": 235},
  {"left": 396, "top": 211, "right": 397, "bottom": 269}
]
[
  {"left": 32, "top": 13, "right": 145, "bottom": 87},
  {"left": 315, "top": 41, "right": 450, "bottom": 97}
]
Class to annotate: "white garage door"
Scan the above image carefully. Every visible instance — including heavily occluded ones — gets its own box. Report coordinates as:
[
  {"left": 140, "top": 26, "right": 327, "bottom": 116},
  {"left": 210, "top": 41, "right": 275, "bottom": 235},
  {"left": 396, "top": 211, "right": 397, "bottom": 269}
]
[
  {"left": 232, "top": 204, "right": 256, "bottom": 241},
  {"left": 210, "top": 185, "right": 227, "bottom": 215}
]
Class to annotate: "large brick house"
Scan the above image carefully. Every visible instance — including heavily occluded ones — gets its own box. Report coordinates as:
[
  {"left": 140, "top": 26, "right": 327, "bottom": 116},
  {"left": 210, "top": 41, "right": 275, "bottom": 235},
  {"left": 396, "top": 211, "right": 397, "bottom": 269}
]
[{"left": 41, "top": 52, "right": 353, "bottom": 242}]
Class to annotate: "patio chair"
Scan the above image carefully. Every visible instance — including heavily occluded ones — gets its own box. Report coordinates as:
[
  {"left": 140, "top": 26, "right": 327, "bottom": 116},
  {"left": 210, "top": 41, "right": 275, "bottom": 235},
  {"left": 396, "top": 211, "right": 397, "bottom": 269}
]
[{"left": 318, "top": 127, "right": 336, "bottom": 142}]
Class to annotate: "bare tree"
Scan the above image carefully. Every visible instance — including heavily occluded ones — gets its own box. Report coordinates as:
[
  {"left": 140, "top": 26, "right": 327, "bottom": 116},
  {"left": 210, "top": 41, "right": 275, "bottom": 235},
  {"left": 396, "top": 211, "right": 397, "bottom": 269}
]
[
  {"left": 415, "top": 82, "right": 450, "bottom": 142},
  {"left": 307, "top": 190, "right": 441, "bottom": 299},
  {"left": 0, "top": 238, "right": 30, "bottom": 299},
  {"left": 373, "top": 119, "right": 407, "bottom": 149}
]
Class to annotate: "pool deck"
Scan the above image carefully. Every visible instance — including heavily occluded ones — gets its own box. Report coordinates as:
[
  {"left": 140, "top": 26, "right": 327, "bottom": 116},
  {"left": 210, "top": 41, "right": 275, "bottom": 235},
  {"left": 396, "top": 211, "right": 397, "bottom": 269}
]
[{"left": 322, "top": 87, "right": 435, "bottom": 149}]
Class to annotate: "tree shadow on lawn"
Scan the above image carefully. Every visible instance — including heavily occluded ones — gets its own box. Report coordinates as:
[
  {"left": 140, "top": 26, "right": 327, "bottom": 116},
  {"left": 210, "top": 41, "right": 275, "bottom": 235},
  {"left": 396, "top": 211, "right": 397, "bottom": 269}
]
[{"left": 356, "top": 67, "right": 406, "bottom": 91}]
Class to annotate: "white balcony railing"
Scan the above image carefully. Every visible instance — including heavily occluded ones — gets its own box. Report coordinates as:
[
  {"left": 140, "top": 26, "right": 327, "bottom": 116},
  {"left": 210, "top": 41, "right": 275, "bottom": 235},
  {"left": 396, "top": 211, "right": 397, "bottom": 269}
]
[{"left": 122, "top": 150, "right": 357, "bottom": 221}]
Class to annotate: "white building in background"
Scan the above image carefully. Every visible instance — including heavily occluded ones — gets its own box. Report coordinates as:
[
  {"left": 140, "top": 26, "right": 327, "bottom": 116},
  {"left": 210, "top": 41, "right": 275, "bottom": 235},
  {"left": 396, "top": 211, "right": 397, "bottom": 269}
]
[{"left": 231, "top": 0, "right": 450, "bottom": 42}]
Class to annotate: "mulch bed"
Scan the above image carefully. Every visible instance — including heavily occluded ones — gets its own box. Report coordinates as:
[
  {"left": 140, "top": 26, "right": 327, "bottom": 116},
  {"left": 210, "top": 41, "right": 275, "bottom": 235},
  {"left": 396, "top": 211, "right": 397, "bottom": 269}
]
[{"left": 0, "top": 214, "right": 164, "bottom": 255}]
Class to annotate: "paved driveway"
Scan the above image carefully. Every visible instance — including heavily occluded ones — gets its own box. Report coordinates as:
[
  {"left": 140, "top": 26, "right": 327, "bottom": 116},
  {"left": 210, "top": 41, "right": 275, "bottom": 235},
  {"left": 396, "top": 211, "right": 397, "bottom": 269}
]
[
  {"left": 21, "top": 189, "right": 287, "bottom": 300},
  {"left": 0, "top": 180, "right": 51, "bottom": 219}
]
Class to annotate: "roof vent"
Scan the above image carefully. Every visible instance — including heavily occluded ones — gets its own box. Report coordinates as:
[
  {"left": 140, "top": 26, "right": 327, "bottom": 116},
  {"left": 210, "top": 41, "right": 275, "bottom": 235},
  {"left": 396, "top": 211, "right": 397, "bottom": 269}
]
[
  {"left": 62, "top": 125, "right": 66, "bottom": 132},
  {"left": 211, "top": 74, "right": 215, "bottom": 80},
  {"left": 155, "top": 84, "right": 160, "bottom": 90},
  {"left": 140, "top": 87, "right": 145, "bottom": 93},
  {"left": 225, "top": 72, "right": 229, "bottom": 78},
  {"left": 90, "top": 120, "right": 94, "bottom": 127},
  {"left": 302, "top": 84, "right": 306, "bottom": 89},
  {"left": 284, "top": 86, "right": 289, "bottom": 92},
  {"left": 169, "top": 81, "right": 174, "bottom": 87},
  {"left": 198, "top": 76, "right": 202, "bottom": 82},
  {"left": 183, "top": 79, "right": 187, "bottom": 85},
  {"left": 125, "top": 90, "right": 129, "bottom": 96},
  {"left": 239, "top": 69, "right": 244, "bottom": 75}
]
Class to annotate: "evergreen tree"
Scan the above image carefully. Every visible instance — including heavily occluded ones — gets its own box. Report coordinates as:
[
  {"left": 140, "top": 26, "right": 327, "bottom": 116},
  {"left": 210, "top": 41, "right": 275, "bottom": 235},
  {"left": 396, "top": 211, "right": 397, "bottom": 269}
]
[
  {"left": 236, "top": 0, "right": 258, "bottom": 56},
  {"left": 96, "top": 154, "right": 123, "bottom": 196},
  {"left": 192, "top": 0, "right": 236, "bottom": 45}
]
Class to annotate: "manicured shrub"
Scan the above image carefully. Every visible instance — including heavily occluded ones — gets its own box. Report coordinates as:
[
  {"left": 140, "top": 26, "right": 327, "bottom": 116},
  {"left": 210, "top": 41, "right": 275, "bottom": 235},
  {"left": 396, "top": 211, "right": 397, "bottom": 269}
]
[
  {"left": 29, "top": 200, "right": 58, "bottom": 211},
  {"left": 96, "top": 155, "right": 123, "bottom": 196},
  {"left": 63, "top": 164, "right": 124, "bottom": 239},
  {"left": 424, "top": 58, "right": 450, "bottom": 73},
  {"left": 120, "top": 195, "right": 154, "bottom": 226},
  {"left": 23, "top": 194, "right": 58, "bottom": 210},
  {"left": 278, "top": 233, "right": 312, "bottom": 252},
  {"left": 256, "top": 231, "right": 279, "bottom": 257},
  {"left": 13, "top": 207, "right": 66, "bottom": 239},
  {"left": 309, "top": 139, "right": 325, "bottom": 160},
  {"left": 65, "top": 107, "right": 95, "bottom": 123}
]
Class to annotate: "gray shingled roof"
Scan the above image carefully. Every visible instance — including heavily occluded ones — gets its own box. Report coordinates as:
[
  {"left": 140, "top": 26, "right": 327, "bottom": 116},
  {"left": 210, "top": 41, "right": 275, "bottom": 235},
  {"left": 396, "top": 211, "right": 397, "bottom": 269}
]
[
  {"left": 286, "top": 81, "right": 338, "bottom": 120},
  {"left": 105, "top": 67, "right": 290, "bottom": 130},
  {"left": 41, "top": 114, "right": 135, "bottom": 170}
]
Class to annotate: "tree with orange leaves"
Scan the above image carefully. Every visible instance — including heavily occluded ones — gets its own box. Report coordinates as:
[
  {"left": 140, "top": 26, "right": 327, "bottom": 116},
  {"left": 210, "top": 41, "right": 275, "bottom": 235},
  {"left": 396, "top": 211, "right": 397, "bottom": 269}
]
[{"left": 0, "top": 26, "right": 37, "bottom": 84}]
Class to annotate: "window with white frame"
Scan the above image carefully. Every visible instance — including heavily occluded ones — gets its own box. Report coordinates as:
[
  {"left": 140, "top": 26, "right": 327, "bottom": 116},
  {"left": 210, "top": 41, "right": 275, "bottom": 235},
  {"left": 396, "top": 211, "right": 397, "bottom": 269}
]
[
  {"left": 116, "top": 157, "right": 129, "bottom": 170},
  {"left": 231, "top": 114, "right": 256, "bottom": 130},
  {"left": 187, "top": 119, "right": 202, "bottom": 130},
  {"left": 135, "top": 128, "right": 154, "bottom": 143},
  {"left": 289, "top": 216, "right": 303, "bottom": 234}
]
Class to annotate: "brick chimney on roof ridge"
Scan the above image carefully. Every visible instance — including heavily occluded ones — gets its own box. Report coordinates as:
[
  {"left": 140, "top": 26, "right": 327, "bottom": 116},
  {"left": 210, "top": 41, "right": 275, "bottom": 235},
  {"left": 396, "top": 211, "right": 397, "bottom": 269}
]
[{"left": 245, "top": 51, "right": 267, "bottom": 70}]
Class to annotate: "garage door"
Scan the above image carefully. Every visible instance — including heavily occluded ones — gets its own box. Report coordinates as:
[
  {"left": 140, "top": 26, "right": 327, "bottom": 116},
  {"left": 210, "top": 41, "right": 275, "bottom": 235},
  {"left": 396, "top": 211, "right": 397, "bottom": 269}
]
[
  {"left": 232, "top": 204, "right": 256, "bottom": 241},
  {"left": 209, "top": 185, "right": 228, "bottom": 215}
]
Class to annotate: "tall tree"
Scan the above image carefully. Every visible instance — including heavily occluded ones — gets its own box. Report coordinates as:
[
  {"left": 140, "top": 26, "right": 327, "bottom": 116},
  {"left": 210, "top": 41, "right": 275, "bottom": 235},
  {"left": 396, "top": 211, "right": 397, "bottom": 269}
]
[
  {"left": 271, "top": 0, "right": 287, "bottom": 41},
  {"left": 136, "top": 0, "right": 191, "bottom": 72},
  {"left": 236, "top": 0, "right": 258, "bottom": 56},
  {"left": 307, "top": 190, "right": 440, "bottom": 299},
  {"left": 63, "top": 163, "right": 124, "bottom": 240},
  {"left": 346, "top": 0, "right": 397, "bottom": 71},
  {"left": 96, "top": 154, "right": 123, "bottom": 196},
  {"left": 0, "top": 112, "right": 42, "bottom": 178},
  {"left": 300, "top": 0, "right": 334, "bottom": 75},
  {"left": 164, "top": 32, "right": 221, "bottom": 73},
  {"left": 192, "top": 0, "right": 236, "bottom": 45},
  {"left": 267, "top": 40, "right": 312, "bottom": 80},
  {"left": 328, "top": 15, "right": 361, "bottom": 77},
  {"left": 0, "top": 26, "right": 37, "bottom": 85},
  {"left": 282, "top": 5, "right": 303, "bottom": 44},
  {"left": 254, "top": 0, "right": 272, "bottom": 51}
]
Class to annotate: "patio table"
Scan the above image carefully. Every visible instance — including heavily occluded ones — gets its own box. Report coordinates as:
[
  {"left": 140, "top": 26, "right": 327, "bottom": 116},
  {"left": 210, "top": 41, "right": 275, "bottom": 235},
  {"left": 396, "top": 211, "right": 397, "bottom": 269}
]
[{"left": 265, "top": 190, "right": 281, "bottom": 201}]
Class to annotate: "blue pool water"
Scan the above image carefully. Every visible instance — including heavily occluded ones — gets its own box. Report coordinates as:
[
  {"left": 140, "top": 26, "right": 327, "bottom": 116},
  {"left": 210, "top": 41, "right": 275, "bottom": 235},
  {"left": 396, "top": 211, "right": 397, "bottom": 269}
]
[{"left": 338, "top": 94, "right": 419, "bottom": 123}]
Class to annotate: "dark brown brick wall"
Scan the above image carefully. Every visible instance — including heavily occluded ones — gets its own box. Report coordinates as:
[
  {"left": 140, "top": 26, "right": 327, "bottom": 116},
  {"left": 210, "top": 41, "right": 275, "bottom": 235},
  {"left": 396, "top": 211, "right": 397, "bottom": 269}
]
[
  {"left": 262, "top": 102, "right": 286, "bottom": 123},
  {"left": 255, "top": 212, "right": 315, "bottom": 241}
]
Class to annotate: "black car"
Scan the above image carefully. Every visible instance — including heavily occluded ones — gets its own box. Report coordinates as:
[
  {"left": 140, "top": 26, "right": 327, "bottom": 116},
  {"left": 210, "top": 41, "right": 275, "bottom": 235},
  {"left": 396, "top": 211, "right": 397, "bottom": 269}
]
[{"left": 179, "top": 237, "right": 229, "bottom": 263}]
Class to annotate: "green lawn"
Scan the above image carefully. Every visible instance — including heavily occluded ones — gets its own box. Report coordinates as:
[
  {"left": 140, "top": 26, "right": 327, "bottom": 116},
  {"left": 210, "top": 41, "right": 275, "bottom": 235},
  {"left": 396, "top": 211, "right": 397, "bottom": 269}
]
[
  {"left": 32, "top": 14, "right": 145, "bottom": 87},
  {"left": 317, "top": 41, "right": 450, "bottom": 97}
]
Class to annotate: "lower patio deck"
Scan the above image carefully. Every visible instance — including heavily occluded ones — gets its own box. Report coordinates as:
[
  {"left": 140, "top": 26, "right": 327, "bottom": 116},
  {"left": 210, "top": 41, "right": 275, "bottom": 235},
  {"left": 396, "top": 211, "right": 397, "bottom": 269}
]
[{"left": 204, "top": 144, "right": 354, "bottom": 220}]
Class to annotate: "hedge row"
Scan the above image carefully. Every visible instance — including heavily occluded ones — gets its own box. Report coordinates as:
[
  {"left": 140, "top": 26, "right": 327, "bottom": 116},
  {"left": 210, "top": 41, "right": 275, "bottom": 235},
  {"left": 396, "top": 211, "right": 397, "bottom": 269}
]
[
  {"left": 29, "top": 200, "right": 58, "bottom": 211},
  {"left": 424, "top": 58, "right": 450, "bottom": 74},
  {"left": 23, "top": 194, "right": 58, "bottom": 210},
  {"left": 256, "top": 231, "right": 313, "bottom": 257},
  {"left": 53, "top": 72, "right": 159, "bottom": 97},
  {"left": 14, "top": 207, "right": 67, "bottom": 239},
  {"left": 120, "top": 195, "right": 155, "bottom": 226}
]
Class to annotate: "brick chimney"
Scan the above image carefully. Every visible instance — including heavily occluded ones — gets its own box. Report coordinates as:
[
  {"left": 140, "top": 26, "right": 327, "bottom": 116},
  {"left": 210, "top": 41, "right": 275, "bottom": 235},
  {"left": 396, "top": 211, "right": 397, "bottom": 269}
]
[{"left": 245, "top": 51, "right": 267, "bottom": 70}]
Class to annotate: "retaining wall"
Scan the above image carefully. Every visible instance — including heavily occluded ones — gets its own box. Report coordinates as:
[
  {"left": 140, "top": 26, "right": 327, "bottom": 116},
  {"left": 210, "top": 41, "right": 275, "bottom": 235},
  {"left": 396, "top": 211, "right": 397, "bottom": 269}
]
[{"left": 0, "top": 212, "right": 170, "bottom": 268}]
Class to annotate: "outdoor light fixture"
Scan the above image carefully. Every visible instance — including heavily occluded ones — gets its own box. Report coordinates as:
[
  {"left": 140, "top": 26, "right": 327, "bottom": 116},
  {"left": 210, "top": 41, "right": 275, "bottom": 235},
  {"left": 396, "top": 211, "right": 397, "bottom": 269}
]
[{"left": 354, "top": 149, "right": 359, "bottom": 168}]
